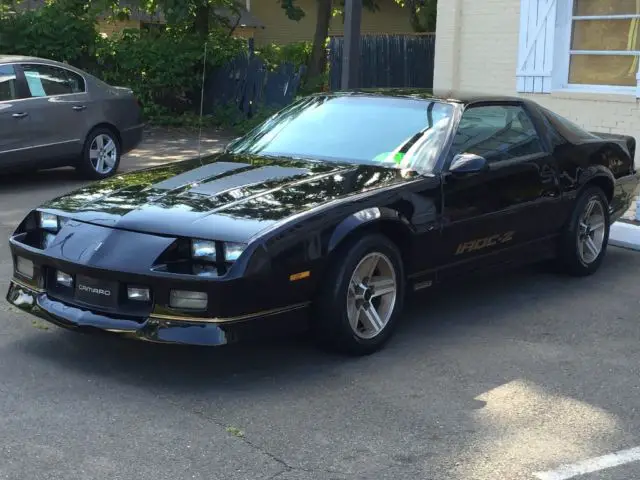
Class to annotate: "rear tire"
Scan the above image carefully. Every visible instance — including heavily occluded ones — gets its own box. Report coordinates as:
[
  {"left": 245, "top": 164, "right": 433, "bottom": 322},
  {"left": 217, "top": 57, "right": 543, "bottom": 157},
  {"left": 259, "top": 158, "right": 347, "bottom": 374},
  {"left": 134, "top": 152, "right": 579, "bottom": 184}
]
[
  {"left": 556, "top": 186, "right": 610, "bottom": 276},
  {"left": 76, "top": 127, "right": 121, "bottom": 180},
  {"left": 312, "top": 233, "right": 405, "bottom": 356}
]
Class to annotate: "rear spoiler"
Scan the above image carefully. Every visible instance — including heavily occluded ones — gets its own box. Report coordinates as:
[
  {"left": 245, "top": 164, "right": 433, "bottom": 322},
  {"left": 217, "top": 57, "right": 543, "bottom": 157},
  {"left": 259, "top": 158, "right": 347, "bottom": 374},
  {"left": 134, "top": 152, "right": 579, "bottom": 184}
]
[{"left": 590, "top": 131, "right": 636, "bottom": 162}]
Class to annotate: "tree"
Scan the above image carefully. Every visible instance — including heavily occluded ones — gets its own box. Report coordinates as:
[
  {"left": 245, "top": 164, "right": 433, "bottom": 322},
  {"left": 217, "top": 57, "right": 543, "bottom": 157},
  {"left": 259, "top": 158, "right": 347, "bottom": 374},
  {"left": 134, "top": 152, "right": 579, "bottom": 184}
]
[
  {"left": 279, "top": 0, "right": 379, "bottom": 83},
  {"left": 399, "top": 0, "right": 437, "bottom": 32}
]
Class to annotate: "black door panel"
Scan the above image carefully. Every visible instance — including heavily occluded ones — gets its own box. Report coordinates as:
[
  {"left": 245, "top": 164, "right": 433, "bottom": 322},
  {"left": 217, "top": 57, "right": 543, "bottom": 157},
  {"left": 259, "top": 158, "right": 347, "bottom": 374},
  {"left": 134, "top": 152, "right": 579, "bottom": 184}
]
[{"left": 437, "top": 103, "right": 562, "bottom": 276}]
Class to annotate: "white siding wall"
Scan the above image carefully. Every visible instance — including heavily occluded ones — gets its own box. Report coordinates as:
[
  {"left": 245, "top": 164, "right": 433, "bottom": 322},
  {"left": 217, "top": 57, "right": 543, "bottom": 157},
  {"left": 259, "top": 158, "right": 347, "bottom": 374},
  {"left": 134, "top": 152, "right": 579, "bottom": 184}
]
[{"left": 433, "top": 0, "right": 640, "bottom": 149}]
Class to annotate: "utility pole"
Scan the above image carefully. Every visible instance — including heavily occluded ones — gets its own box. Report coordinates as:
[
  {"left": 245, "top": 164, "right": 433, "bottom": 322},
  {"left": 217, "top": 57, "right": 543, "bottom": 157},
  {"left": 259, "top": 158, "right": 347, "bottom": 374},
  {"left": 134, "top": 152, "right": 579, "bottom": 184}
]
[{"left": 340, "top": 0, "right": 362, "bottom": 90}]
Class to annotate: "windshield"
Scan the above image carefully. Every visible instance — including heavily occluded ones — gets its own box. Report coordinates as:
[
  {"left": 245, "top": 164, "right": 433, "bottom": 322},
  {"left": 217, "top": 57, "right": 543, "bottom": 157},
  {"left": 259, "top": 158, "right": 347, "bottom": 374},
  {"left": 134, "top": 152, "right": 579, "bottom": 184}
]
[{"left": 228, "top": 95, "right": 455, "bottom": 172}]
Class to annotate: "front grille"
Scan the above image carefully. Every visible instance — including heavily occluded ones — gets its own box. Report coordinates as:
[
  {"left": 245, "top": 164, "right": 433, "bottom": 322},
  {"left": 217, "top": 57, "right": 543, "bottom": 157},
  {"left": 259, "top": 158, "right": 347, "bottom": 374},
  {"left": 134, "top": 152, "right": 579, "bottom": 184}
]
[{"left": 44, "top": 268, "right": 153, "bottom": 319}]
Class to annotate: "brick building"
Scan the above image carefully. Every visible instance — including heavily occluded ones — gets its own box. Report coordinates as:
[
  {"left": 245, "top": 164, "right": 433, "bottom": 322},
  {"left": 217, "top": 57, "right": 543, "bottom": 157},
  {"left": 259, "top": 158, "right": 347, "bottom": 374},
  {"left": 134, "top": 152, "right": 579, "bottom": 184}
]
[{"left": 434, "top": 0, "right": 640, "bottom": 150}]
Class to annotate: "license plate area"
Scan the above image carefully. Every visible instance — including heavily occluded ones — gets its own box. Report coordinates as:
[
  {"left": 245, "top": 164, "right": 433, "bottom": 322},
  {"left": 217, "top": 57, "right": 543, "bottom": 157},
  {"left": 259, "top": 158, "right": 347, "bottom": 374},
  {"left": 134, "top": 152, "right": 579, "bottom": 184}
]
[{"left": 74, "top": 275, "right": 119, "bottom": 308}]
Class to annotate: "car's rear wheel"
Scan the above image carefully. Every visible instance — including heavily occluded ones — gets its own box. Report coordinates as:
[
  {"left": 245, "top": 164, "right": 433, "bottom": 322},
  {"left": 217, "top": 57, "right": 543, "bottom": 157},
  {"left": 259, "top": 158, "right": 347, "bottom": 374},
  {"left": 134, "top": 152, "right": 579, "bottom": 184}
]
[
  {"left": 312, "top": 233, "right": 405, "bottom": 355},
  {"left": 557, "top": 185, "right": 610, "bottom": 276},
  {"left": 76, "top": 127, "right": 121, "bottom": 180}
]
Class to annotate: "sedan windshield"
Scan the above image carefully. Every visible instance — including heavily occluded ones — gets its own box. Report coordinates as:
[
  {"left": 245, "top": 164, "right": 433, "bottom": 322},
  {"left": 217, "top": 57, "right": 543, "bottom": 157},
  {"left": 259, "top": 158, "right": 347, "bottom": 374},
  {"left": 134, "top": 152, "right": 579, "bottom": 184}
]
[{"left": 228, "top": 95, "right": 455, "bottom": 172}]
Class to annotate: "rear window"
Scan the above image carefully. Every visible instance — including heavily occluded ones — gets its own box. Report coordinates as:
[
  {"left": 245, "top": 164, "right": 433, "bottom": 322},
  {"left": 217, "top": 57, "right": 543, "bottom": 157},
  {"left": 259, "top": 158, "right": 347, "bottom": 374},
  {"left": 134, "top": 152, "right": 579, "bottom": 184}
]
[{"left": 542, "top": 108, "right": 597, "bottom": 140}]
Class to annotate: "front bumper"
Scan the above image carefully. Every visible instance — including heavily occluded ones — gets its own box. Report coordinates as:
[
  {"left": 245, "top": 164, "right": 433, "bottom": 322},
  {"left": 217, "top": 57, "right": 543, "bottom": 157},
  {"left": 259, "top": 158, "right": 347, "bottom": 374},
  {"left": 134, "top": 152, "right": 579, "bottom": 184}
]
[{"left": 6, "top": 279, "right": 310, "bottom": 346}]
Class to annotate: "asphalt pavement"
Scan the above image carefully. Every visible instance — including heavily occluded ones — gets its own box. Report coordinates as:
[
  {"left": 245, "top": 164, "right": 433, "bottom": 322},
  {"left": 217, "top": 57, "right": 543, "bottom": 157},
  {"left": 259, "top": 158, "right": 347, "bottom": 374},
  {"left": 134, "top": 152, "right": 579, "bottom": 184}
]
[{"left": 2, "top": 129, "right": 640, "bottom": 480}]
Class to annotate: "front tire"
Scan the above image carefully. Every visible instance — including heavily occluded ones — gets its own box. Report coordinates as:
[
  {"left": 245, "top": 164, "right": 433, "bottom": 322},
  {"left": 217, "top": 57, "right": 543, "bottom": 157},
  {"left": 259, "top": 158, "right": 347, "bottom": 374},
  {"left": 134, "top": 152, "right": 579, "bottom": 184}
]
[
  {"left": 76, "top": 127, "right": 121, "bottom": 180},
  {"left": 312, "top": 233, "right": 405, "bottom": 356},
  {"left": 557, "top": 186, "right": 610, "bottom": 276}
]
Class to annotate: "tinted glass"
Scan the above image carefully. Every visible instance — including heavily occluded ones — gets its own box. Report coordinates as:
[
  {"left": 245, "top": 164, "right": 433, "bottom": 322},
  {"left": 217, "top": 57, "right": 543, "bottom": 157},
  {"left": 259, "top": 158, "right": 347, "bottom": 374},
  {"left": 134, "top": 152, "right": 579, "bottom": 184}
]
[
  {"left": 0, "top": 65, "right": 19, "bottom": 101},
  {"left": 451, "top": 105, "right": 544, "bottom": 163},
  {"left": 22, "top": 64, "right": 85, "bottom": 97},
  {"left": 543, "top": 107, "right": 598, "bottom": 140},
  {"left": 229, "top": 95, "right": 455, "bottom": 172}
]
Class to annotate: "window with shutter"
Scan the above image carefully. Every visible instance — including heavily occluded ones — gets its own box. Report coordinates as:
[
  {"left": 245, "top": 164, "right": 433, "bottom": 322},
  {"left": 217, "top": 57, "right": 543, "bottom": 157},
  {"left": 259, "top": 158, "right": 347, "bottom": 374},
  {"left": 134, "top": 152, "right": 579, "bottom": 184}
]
[
  {"left": 517, "top": 0, "right": 640, "bottom": 97},
  {"left": 516, "top": 0, "right": 558, "bottom": 93}
]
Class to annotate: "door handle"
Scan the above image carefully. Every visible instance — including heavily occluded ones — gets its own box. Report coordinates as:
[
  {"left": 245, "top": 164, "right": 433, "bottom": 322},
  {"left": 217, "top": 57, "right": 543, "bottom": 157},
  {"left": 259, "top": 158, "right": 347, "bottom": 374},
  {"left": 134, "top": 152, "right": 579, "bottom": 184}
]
[
  {"left": 72, "top": 105, "right": 87, "bottom": 111},
  {"left": 12, "top": 112, "right": 28, "bottom": 119}
]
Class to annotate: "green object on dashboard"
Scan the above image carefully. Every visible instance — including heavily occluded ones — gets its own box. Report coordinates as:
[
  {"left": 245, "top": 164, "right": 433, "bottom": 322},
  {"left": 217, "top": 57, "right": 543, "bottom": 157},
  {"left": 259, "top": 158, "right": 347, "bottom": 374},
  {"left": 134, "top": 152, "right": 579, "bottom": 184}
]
[{"left": 372, "top": 152, "right": 405, "bottom": 164}]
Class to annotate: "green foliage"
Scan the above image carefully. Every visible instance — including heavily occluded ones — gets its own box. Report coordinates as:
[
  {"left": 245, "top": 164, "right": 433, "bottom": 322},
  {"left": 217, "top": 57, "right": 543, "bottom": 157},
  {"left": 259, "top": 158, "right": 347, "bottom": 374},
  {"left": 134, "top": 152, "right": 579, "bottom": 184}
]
[
  {"left": 395, "top": 0, "right": 438, "bottom": 32},
  {"left": 0, "top": 1, "right": 312, "bottom": 129},
  {"left": 278, "top": 0, "right": 305, "bottom": 21},
  {"left": 254, "top": 41, "right": 312, "bottom": 70},
  {"left": 0, "top": 2, "right": 99, "bottom": 66},
  {"left": 209, "top": 103, "right": 282, "bottom": 135},
  {"left": 94, "top": 27, "right": 245, "bottom": 115}
]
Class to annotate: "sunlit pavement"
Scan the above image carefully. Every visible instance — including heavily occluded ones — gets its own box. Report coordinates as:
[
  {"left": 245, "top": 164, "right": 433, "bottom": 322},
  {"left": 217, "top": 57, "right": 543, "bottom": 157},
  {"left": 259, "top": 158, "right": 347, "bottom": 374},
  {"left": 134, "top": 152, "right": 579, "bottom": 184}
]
[{"left": 2, "top": 131, "right": 640, "bottom": 479}]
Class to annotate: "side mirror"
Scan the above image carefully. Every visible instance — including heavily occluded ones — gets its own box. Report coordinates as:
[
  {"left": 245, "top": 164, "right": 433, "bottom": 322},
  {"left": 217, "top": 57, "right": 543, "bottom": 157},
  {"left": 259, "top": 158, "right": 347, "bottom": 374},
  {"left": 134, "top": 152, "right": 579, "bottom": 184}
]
[{"left": 449, "top": 153, "right": 488, "bottom": 175}]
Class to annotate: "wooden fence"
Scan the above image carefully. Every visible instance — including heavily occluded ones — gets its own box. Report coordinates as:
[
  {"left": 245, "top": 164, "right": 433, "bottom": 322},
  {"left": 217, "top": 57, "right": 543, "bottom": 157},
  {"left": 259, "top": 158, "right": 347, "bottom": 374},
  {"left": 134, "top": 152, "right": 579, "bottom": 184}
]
[
  {"left": 203, "top": 47, "right": 306, "bottom": 118},
  {"left": 327, "top": 34, "right": 435, "bottom": 91}
]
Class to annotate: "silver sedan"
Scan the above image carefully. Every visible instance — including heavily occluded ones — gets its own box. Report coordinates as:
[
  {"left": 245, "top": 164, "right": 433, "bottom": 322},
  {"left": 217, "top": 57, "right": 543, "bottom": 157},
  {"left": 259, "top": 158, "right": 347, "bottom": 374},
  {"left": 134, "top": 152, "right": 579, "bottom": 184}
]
[{"left": 0, "top": 55, "right": 144, "bottom": 179}]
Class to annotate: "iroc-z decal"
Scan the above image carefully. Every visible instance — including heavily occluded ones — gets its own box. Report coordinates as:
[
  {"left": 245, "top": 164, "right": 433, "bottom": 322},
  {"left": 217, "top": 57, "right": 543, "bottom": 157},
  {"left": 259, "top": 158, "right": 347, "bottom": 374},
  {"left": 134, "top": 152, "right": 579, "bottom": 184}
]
[{"left": 455, "top": 231, "right": 515, "bottom": 255}]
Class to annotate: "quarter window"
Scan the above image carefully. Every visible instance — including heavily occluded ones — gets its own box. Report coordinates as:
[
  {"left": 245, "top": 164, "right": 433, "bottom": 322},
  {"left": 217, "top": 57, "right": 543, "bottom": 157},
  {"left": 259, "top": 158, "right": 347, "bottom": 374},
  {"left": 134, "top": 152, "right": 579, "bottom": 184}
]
[
  {"left": 0, "top": 65, "right": 19, "bottom": 102},
  {"left": 21, "top": 64, "right": 85, "bottom": 97},
  {"left": 451, "top": 105, "right": 545, "bottom": 163}
]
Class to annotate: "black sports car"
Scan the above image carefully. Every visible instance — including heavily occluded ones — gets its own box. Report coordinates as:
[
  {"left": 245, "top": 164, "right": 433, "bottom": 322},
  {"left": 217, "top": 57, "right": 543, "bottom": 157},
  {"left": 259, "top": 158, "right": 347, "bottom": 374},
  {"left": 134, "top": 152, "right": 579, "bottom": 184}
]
[{"left": 6, "top": 91, "right": 639, "bottom": 355}]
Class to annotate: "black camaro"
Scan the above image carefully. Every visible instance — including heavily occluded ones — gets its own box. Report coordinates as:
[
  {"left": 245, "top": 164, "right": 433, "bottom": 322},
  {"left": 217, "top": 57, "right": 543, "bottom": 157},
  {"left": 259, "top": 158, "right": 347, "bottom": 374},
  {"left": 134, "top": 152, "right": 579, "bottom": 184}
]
[{"left": 6, "top": 91, "right": 639, "bottom": 355}]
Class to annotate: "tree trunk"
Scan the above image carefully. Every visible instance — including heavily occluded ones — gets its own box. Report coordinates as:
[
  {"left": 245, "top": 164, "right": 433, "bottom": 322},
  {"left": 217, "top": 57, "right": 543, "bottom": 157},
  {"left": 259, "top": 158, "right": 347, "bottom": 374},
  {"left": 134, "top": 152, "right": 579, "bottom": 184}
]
[
  {"left": 306, "top": 0, "right": 332, "bottom": 81},
  {"left": 194, "top": 3, "right": 210, "bottom": 36}
]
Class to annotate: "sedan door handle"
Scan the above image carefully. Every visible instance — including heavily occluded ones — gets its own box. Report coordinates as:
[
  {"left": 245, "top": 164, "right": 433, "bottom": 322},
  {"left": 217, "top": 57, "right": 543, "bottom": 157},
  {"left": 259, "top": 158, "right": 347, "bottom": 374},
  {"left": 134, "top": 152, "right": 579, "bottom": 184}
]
[
  {"left": 72, "top": 105, "right": 87, "bottom": 111},
  {"left": 12, "top": 112, "right": 28, "bottom": 119}
]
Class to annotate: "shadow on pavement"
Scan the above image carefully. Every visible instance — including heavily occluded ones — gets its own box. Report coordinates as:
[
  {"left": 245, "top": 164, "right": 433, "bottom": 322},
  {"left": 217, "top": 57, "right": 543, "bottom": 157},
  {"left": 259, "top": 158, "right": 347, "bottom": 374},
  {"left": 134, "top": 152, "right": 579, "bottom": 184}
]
[{"left": 12, "top": 246, "right": 639, "bottom": 393}]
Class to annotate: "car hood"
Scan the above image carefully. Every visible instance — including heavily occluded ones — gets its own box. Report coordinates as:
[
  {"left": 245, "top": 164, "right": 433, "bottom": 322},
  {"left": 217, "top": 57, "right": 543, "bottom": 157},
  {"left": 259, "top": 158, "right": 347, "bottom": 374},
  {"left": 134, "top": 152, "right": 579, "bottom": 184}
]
[{"left": 41, "top": 153, "right": 418, "bottom": 243}]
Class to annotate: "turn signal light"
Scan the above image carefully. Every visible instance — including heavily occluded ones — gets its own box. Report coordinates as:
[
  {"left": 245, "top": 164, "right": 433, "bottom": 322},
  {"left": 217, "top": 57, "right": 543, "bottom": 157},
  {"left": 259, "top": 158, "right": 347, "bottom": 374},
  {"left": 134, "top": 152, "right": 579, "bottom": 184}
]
[
  {"left": 169, "top": 290, "right": 207, "bottom": 310},
  {"left": 56, "top": 271, "right": 73, "bottom": 288},
  {"left": 127, "top": 287, "right": 151, "bottom": 302},
  {"left": 16, "top": 257, "right": 34, "bottom": 279}
]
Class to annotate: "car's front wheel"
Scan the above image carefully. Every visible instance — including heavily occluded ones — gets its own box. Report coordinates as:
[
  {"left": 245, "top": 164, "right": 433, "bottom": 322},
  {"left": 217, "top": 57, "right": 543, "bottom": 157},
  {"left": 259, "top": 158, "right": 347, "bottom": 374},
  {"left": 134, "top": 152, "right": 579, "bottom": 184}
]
[
  {"left": 76, "top": 127, "right": 121, "bottom": 180},
  {"left": 313, "top": 233, "right": 405, "bottom": 355},
  {"left": 558, "top": 185, "right": 610, "bottom": 276}
]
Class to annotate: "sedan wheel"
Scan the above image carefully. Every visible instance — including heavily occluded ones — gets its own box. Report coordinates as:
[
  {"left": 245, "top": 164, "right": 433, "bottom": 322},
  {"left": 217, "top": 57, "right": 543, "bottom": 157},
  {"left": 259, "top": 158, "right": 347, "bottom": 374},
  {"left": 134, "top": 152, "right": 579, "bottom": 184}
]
[
  {"left": 313, "top": 233, "right": 405, "bottom": 356},
  {"left": 89, "top": 134, "right": 118, "bottom": 175},
  {"left": 77, "top": 128, "right": 121, "bottom": 180}
]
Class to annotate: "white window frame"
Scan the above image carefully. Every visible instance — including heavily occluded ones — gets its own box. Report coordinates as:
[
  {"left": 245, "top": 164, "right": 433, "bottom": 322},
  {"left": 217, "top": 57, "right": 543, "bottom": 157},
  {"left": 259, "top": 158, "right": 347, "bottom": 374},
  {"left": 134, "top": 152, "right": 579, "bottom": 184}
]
[{"left": 552, "top": 0, "right": 640, "bottom": 96}]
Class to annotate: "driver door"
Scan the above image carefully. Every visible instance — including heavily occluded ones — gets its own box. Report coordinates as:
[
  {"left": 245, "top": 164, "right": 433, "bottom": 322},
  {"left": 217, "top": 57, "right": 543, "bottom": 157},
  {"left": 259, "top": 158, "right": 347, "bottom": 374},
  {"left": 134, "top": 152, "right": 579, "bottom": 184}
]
[{"left": 437, "top": 102, "right": 562, "bottom": 279}]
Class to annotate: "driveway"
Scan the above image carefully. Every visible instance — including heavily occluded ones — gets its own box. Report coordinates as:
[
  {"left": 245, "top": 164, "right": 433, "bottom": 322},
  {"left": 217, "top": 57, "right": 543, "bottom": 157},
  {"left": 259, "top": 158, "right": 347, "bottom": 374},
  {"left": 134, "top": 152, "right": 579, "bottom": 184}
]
[{"left": 2, "top": 130, "right": 640, "bottom": 480}]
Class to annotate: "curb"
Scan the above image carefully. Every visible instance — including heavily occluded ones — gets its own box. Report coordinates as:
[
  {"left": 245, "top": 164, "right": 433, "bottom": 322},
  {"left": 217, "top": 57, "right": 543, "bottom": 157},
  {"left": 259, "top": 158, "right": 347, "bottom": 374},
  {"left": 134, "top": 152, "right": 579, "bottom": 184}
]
[{"left": 609, "top": 221, "right": 640, "bottom": 251}]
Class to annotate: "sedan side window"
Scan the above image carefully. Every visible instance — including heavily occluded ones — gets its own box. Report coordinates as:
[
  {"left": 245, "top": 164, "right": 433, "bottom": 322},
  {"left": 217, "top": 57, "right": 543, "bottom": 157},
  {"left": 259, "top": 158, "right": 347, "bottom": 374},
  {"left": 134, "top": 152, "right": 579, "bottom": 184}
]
[
  {"left": 21, "top": 64, "right": 86, "bottom": 97},
  {"left": 0, "top": 65, "right": 19, "bottom": 102},
  {"left": 450, "top": 105, "right": 544, "bottom": 164}
]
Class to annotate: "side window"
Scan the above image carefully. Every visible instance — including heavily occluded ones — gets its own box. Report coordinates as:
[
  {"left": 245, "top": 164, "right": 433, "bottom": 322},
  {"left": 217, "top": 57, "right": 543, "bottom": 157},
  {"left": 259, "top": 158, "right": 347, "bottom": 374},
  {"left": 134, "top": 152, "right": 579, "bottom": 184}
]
[
  {"left": 0, "top": 65, "right": 19, "bottom": 102},
  {"left": 21, "top": 64, "right": 86, "bottom": 97},
  {"left": 451, "top": 105, "right": 544, "bottom": 164}
]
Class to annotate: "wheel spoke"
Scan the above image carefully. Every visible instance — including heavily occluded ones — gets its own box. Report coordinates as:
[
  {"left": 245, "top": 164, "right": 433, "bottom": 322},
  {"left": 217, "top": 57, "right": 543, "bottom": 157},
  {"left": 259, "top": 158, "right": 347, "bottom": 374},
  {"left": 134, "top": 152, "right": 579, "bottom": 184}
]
[
  {"left": 347, "top": 303, "right": 360, "bottom": 330},
  {"left": 89, "top": 149, "right": 99, "bottom": 160},
  {"left": 590, "top": 221, "right": 605, "bottom": 232},
  {"left": 361, "top": 304, "right": 384, "bottom": 333},
  {"left": 104, "top": 154, "right": 116, "bottom": 168},
  {"left": 585, "top": 237, "right": 599, "bottom": 258},
  {"left": 95, "top": 135, "right": 104, "bottom": 150},
  {"left": 104, "top": 140, "right": 116, "bottom": 154},
  {"left": 96, "top": 156, "right": 105, "bottom": 173},
  {"left": 358, "top": 255, "right": 380, "bottom": 283},
  {"left": 584, "top": 199, "right": 596, "bottom": 219},
  {"left": 370, "top": 276, "right": 395, "bottom": 298}
]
